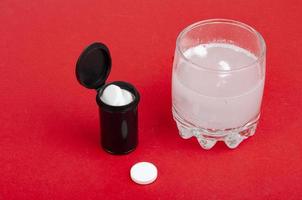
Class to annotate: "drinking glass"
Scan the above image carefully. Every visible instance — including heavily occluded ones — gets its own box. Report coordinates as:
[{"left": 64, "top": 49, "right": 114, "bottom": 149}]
[{"left": 172, "top": 19, "right": 266, "bottom": 149}]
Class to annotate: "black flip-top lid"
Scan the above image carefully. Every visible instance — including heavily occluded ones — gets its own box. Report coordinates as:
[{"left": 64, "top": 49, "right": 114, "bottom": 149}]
[{"left": 76, "top": 42, "right": 111, "bottom": 89}]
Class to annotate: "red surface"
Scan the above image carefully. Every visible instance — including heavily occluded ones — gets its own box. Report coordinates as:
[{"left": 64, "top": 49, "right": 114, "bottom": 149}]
[{"left": 1, "top": 0, "right": 302, "bottom": 199}]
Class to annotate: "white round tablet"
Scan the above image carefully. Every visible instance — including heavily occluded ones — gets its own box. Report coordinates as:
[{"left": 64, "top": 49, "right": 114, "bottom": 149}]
[
  {"left": 121, "top": 89, "right": 134, "bottom": 105},
  {"left": 100, "top": 84, "right": 134, "bottom": 106},
  {"left": 130, "top": 162, "right": 157, "bottom": 185},
  {"left": 101, "top": 84, "right": 123, "bottom": 106}
]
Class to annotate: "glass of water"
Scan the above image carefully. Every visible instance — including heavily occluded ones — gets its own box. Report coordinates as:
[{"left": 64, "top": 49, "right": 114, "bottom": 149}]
[{"left": 172, "top": 19, "right": 266, "bottom": 149}]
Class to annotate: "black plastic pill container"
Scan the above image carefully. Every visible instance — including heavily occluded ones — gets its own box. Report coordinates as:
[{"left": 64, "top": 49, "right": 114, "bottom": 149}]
[{"left": 75, "top": 42, "right": 140, "bottom": 154}]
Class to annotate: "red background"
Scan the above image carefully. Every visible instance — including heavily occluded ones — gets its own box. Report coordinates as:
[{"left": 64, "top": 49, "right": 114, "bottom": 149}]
[{"left": 1, "top": 0, "right": 302, "bottom": 199}]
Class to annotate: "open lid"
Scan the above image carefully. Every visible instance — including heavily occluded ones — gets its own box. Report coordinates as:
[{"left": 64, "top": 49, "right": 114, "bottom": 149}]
[{"left": 76, "top": 42, "right": 111, "bottom": 89}]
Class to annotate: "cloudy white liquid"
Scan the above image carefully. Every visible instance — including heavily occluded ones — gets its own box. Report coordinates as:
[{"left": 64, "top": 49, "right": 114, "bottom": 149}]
[{"left": 172, "top": 43, "right": 264, "bottom": 129}]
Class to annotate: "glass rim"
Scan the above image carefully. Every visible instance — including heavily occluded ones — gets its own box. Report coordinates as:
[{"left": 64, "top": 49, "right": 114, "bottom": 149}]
[{"left": 176, "top": 18, "right": 266, "bottom": 72}]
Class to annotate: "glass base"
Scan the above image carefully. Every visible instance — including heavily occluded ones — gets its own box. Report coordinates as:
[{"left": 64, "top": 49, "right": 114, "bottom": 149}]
[{"left": 172, "top": 107, "right": 259, "bottom": 149}]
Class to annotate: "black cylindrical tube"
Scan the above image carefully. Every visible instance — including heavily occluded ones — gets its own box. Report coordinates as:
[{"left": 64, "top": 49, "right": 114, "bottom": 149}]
[{"left": 96, "top": 81, "right": 140, "bottom": 154}]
